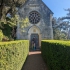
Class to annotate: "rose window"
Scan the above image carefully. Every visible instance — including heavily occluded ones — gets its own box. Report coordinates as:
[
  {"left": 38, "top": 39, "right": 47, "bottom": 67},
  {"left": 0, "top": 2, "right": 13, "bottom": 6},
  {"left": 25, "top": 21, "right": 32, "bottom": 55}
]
[{"left": 29, "top": 11, "right": 40, "bottom": 24}]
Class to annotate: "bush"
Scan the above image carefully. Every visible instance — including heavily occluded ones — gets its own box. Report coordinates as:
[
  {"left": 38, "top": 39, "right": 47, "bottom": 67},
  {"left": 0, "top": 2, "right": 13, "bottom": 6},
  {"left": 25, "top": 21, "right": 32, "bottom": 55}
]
[
  {"left": 2, "top": 35, "right": 9, "bottom": 41},
  {"left": 0, "top": 40, "right": 29, "bottom": 70},
  {"left": 0, "top": 30, "right": 3, "bottom": 41},
  {"left": 41, "top": 40, "right": 70, "bottom": 70}
]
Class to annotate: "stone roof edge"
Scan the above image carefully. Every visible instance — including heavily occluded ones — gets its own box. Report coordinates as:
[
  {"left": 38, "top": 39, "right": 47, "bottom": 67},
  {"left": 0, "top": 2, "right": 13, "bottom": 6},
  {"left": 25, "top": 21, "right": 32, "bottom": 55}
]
[{"left": 42, "top": 0, "right": 54, "bottom": 14}]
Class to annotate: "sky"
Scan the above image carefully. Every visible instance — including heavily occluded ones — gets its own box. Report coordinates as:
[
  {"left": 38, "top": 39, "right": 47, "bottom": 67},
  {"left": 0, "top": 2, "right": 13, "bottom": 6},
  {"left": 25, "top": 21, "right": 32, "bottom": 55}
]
[{"left": 43, "top": 0, "right": 70, "bottom": 18}]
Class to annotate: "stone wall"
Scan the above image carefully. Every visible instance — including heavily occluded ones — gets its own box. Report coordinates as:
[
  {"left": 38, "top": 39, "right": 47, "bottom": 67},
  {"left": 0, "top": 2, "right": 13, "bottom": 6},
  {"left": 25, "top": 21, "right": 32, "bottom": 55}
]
[{"left": 16, "top": 0, "right": 53, "bottom": 40}]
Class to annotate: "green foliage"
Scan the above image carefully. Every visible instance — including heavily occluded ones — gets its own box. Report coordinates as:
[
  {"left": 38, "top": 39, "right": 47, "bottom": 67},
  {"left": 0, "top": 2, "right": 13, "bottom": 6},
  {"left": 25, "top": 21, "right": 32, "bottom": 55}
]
[
  {"left": 6, "top": 15, "right": 29, "bottom": 27},
  {"left": 0, "top": 15, "right": 29, "bottom": 40},
  {"left": 53, "top": 16, "right": 69, "bottom": 40},
  {"left": 0, "top": 40, "right": 29, "bottom": 70},
  {"left": 20, "top": 17, "right": 29, "bottom": 32},
  {"left": 20, "top": 17, "right": 29, "bottom": 28},
  {"left": 41, "top": 40, "right": 70, "bottom": 70},
  {"left": 0, "top": 22, "right": 13, "bottom": 41},
  {"left": 6, "top": 15, "right": 17, "bottom": 27},
  {"left": 0, "top": 30, "right": 3, "bottom": 41},
  {"left": 0, "top": 0, "right": 27, "bottom": 21},
  {"left": 53, "top": 28, "right": 67, "bottom": 40}
]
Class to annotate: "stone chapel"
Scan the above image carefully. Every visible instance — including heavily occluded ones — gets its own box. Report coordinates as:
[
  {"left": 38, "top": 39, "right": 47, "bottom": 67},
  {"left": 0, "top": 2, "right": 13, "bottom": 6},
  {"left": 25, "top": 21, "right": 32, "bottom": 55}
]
[{"left": 16, "top": 0, "right": 53, "bottom": 48}]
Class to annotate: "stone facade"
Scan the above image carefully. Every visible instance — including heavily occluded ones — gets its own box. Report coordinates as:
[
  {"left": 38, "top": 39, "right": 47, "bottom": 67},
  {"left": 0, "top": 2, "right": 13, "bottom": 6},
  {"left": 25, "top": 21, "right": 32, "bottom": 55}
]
[{"left": 16, "top": 0, "right": 53, "bottom": 47}]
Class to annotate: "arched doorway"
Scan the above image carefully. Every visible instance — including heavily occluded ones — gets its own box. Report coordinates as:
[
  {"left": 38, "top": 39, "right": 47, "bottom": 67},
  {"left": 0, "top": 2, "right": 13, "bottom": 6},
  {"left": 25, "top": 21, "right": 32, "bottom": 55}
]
[
  {"left": 30, "top": 33, "right": 39, "bottom": 48},
  {"left": 28, "top": 25, "right": 41, "bottom": 49}
]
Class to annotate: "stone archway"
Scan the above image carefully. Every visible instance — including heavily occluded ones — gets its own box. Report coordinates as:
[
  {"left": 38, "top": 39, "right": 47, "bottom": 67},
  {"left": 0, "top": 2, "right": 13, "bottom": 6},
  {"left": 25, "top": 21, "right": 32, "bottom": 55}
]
[{"left": 28, "top": 25, "right": 41, "bottom": 48}]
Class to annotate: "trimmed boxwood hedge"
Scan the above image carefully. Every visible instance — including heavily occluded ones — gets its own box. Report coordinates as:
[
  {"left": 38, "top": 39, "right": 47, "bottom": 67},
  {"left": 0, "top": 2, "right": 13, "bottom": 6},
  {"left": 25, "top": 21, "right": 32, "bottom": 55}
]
[
  {"left": 41, "top": 40, "right": 70, "bottom": 70},
  {"left": 0, "top": 40, "right": 29, "bottom": 70}
]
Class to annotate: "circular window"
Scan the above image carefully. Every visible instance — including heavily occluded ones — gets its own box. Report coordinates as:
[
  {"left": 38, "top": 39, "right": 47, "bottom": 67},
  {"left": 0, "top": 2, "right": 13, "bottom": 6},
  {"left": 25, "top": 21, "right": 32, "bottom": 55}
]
[{"left": 29, "top": 11, "right": 40, "bottom": 24}]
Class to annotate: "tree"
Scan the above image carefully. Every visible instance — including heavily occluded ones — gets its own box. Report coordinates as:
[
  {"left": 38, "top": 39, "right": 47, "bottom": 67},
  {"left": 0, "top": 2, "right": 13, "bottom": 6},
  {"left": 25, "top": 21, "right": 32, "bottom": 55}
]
[
  {"left": 0, "top": 30, "right": 3, "bottom": 41},
  {"left": 0, "top": 0, "right": 27, "bottom": 21},
  {"left": 52, "top": 17, "right": 68, "bottom": 40},
  {"left": 52, "top": 8, "right": 70, "bottom": 40},
  {"left": 0, "top": 14, "right": 29, "bottom": 41},
  {"left": 0, "top": 0, "right": 29, "bottom": 41}
]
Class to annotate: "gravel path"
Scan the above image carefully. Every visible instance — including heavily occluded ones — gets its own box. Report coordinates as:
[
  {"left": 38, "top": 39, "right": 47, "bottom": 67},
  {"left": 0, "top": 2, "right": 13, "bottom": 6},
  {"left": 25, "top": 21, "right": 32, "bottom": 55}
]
[{"left": 21, "top": 51, "right": 48, "bottom": 70}]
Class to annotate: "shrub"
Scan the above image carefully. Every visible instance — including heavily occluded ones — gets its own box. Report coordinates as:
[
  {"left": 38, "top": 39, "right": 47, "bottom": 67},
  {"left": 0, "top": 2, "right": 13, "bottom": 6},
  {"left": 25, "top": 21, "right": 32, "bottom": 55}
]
[
  {"left": 0, "top": 30, "right": 3, "bottom": 41},
  {"left": 41, "top": 40, "right": 70, "bottom": 70},
  {"left": 0, "top": 40, "right": 29, "bottom": 70},
  {"left": 2, "top": 35, "right": 9, "bottom": 41}
]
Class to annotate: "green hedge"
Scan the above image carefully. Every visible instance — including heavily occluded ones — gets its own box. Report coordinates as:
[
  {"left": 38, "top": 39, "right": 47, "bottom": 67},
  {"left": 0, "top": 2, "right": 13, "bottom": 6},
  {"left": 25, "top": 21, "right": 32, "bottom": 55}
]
[
  {"left": 0, "top": 30, "right": 3, "bottom": 41},
  {"left": 0, "top": 40, "right": 29, "bottom": 70},
  {"left": 41, "top": 40, "right": 70, "bottom": 70}
]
